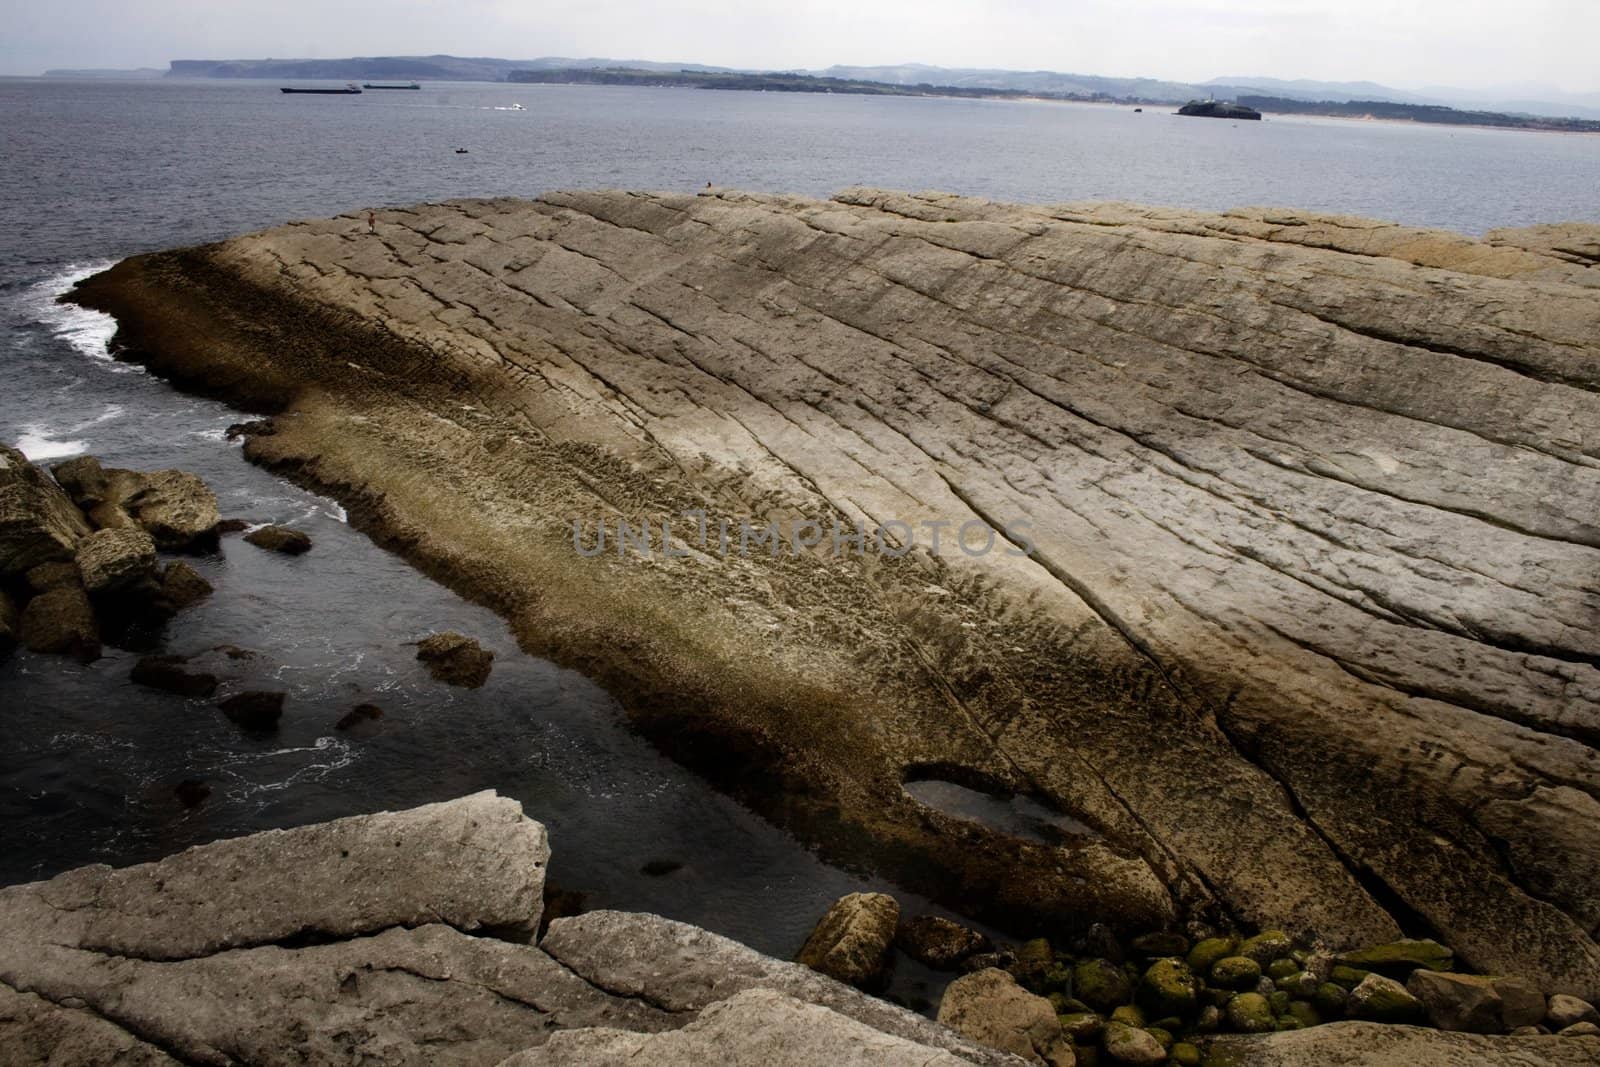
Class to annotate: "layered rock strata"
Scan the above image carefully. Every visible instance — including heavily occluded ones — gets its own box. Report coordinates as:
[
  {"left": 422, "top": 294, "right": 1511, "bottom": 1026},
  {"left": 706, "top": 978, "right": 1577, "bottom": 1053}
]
[{"left": 68, "top": 190, "right": 1600, "bottom": 996}]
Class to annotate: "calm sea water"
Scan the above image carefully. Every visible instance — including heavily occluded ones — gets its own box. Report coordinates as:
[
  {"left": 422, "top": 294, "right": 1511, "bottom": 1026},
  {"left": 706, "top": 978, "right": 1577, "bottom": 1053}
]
[{"left": 1, "top": 77, "right": 1595, "bottom": 979}]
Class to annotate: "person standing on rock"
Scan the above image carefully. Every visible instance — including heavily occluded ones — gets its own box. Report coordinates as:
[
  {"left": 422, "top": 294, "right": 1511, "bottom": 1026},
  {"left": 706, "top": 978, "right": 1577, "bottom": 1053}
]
[{"left": 367, "top": 212, "right": 376, "bottom": 233}]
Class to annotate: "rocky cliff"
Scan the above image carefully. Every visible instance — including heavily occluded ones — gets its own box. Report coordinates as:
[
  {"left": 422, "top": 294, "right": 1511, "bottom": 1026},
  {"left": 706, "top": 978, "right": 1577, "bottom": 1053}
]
[{"left": 68, "top": 190, "right": 1600, "bottom": 999}]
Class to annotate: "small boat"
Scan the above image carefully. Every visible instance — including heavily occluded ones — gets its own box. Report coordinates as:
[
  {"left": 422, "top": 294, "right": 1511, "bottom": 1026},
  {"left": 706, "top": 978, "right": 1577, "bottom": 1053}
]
[
  {"left": 1133, "top": 107, "right": 1143, "bottom": 113},
  {"left": 455, "top": 148, "right": 469, "bottom": 154},
  {"left": 280, "top": 83, "right": 362, "bottom": 95},
  {"left": 362, "top": 82, "right": 420, "bottom": 90}
]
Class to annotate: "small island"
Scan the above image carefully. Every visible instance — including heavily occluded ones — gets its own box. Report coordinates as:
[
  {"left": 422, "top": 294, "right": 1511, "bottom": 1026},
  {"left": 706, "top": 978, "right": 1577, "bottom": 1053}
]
[{"left": 1178, "top": 99, "right": 1263, "bottom": 120}]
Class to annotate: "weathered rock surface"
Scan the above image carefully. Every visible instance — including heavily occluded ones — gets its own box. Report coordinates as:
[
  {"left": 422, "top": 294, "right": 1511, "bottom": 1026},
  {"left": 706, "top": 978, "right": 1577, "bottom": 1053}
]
[
  {"left": 499, "top": 987, "right": 979, "bottom": 1067},
  {"left": 1, "top": 443, "right": 91, "bottom": 575},
  {"left": 68, "top": 189, "right": 1600, "bottom": 996},
  {"left": 796, "top": 891, "right": 899, "bottom": 989},
  {"left": 18, "top": 581, "right": 99, "bottom": 660},
  {"left": 1205, "top": 1021, "right": 1599, "bottom": 1065},
  {"left": 75, "top": 527, "right": 159, "bottom": 595},
  {"left": 117, "top": 469, "right": 220, "bottom": 551},
  {"left": 937, "top": 968, "right": 1075, "bottom": 1066},
  {"left": 415, "top": 631, "right": 494, "bottom": 688},
  {"left": 536, "top": 910, "right": 1020, "bottom": 1066}
]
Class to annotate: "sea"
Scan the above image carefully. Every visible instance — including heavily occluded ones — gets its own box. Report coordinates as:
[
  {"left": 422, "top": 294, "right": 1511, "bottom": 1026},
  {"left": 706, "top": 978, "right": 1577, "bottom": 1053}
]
[{"left": 1, "top": 77, "right": 1596, "bottom": 993}]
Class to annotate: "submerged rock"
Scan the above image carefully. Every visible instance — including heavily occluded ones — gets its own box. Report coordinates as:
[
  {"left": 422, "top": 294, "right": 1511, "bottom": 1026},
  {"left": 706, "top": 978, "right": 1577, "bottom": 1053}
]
[
  {"left": 0, "top": 443, "right": 90, "bottom": 576},
  {"left": 415, "top": 630, "right": 494, "bottom": 688},
  {"left": 174, "top": 778, "right": 211, "bottom": 808},
  {"left": 244, "top": 523, "right": 312, "bottom": 555},
  {"left": 796, "top": 891, "right": 900, "bottom": 990},
  {"left": 335, "top": 702, "right": 384, "bottom": 730},
  {"left": 131, "top": 654, "right": 219, "bottom": 698},
  {"left": 156, "top": 559, "right": 212, "bottom": 611},
  {"left": 217, "top": 690, "right": 284, "bottom": 731},
  {"left": 896, "top": 914, "right": 992, "bottom": 970}
]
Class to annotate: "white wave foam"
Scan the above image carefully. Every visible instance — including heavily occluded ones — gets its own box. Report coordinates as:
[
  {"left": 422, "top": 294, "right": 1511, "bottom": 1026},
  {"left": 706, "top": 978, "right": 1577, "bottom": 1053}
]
[
  {"left": 24, "top": 262, "right": 131, "bottom": 369},
  {"left": 15, "top": 428, "right": 89, "bottom": 461}
]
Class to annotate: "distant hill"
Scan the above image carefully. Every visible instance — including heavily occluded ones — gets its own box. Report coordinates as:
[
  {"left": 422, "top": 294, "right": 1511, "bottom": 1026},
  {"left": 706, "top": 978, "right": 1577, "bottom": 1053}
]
[
  {"left": 156, "top": 54, "right": 1599, "bottom": 121},
  {"left": 166, "top": 55, "right": 737, "bottom": 82},
  {"left": 44, "top": 67, "right": 164, "bottom": 79}
]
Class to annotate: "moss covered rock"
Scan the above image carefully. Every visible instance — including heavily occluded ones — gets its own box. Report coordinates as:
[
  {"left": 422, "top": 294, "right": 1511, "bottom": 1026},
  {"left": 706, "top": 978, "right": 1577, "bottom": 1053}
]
[
  {"left": 1226, "top": 992, "right": 1276, "bottom": 1033},
  {"left": 1102, "top": 1022, "right": 1165, "bottom": 1067},
  {"left": 1284, "top": 1000, "right": 1322, "bottom": 1028},
  {"left": 1187, "top": 937, "right": 1237, "bottom": 977},
  {"left": 1076, "top": 958, "right": 1135, "bottom": 1012},
  {"left": 1171, "top": 1041, "right": 1203, "bottom": 1067},
  {"left": 1266, "top": 958, "right": 1299, "bottom": 982},
  {"left": 1110, "top": 1004, "right": 1147, "bottom": 1027},
  {"left": 1131, "top": 932, "right": 1190, "bottom": 957},
  {"left": 1210, "top": 956, "right": 1262, "bottom": 990},
  {"left": 1237, "top": 931, "right": 1293, "bottom": 965},
  {"left": 1314, "top": 982, "right": 1349, "bottom": 1014},
  {"left": 1336, "top": 939, "right": 1453, "bottom": 976},
  {"left": 1346, "top": 973, "right": 1424, "bottom": 1023},
  {"left": 1059, "top": 1010, "right": 1104, "bottom": 1041},
  {"left": 1138, "top": 958, "right": 1200, "bottom": 1017}
]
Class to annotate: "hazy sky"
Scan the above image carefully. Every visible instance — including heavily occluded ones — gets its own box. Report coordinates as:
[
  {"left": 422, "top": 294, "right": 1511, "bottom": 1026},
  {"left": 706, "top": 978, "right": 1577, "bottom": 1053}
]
[{"left": 3, "top": 0, "right": 1596, "bottom": 93}]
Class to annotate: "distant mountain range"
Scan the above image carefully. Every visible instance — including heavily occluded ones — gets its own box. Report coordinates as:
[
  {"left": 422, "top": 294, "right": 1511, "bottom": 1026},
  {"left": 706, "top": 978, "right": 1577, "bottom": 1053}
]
[{"left": 49, "top": 55, "right": 1596, "bottom": 121}]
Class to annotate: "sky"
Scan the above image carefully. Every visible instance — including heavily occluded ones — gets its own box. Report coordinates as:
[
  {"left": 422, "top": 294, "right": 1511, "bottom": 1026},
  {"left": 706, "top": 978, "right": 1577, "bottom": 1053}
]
[{"left": 3, "top": 0, "right": 1597, "bottom": 95}]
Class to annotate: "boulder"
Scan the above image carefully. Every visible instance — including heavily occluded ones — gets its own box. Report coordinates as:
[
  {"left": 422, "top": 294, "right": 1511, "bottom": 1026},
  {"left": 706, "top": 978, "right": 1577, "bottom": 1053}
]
[
  {"left": 1546, "top": 994, "right": 1600, "bottom": 1029},
  {"left": 416, "top": 630, "right": 494, "bottom": 688},
  {"left": 18, "top": 582, "right": 99, "bottom": 660},
  {"left": 244, "top": 523, "right": 312, "bottom": 555},
  {"left": 1212, "top": 955, "right": 1263, "bottom": 989},
  {"left": 1137, "top": 957, "right": 1200, "bottom": 1017},
  {"left": 48, "top": 455, "right": 110, "bottom": 507},
  {"left": 120, "top": 469, "right": 220, "bottom": 550},
  {"left": 1347, "top": 973, "right": 1425, "bottom": 1023},
  {"left": 1406, "top": 970, "right": 1503, "bottom": 1033},
  {"left": 538, "top": 911, "right": 1020, "bottom": 1065},
  {"left": 1237, "top": 931, "right": 1294, "bottom": 965},
  {"left": 1226, "top": 992, "right": 1277, "bottom": 1033},
  {"left": 1187, "top": 936, "right": 1238, "bottom": 976},
  {"left": 217, "top": 690, "right": 285, "bottom": 731},
  {"left": 1101, "top": 1021, "right": 1163, "bottom": 1065},
  {"left": 1562, "top": 1022, "right": 1600, "bottom": 1037},
  {"left": 24, "top": 560, "right": 79, "bottom": 592},
  {"left": 1493, "top": 977, "right": 1546, "bottom": 1029},
  {"left": 796, "top": 891, "right": 900, "bottom": 990},
  {"left": 896, "top": 914, "right": 992, "bottom": 970},
  {"left": 131, "top": 655, "right": 219, "bottom": 698},
  {"left": 937, "top": 968, "right": 1074, "bottom": 1066},
  {"left": 0, "top": 791, "right": 549, "bottom": 957},
  {"left": 1074, "top": 957, "right": 1135, "bottom": 1012},
  {"left": 0, "top": 443, "right": 90, "bottom": 576},
  {"left": 74, "top": 526, "right": 158, "bottom": 595},
  {"left": 156, "top": 560, "right": 213, "bottom": 612}
]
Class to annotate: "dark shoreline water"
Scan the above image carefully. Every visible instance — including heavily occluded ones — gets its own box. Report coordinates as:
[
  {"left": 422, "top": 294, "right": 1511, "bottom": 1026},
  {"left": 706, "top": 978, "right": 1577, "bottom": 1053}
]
[{"left": 3, "top": 76, "right": 1597, "bottom": 1006}]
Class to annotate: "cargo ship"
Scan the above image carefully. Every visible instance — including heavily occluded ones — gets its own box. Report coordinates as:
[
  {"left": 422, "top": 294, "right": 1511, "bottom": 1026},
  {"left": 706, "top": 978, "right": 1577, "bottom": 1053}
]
[
  {"left": 280, "top": 83, "right": 362, "bottom": 95},
  {"left": 362, "top": 82, "right": 421, "bottom": 90}
]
